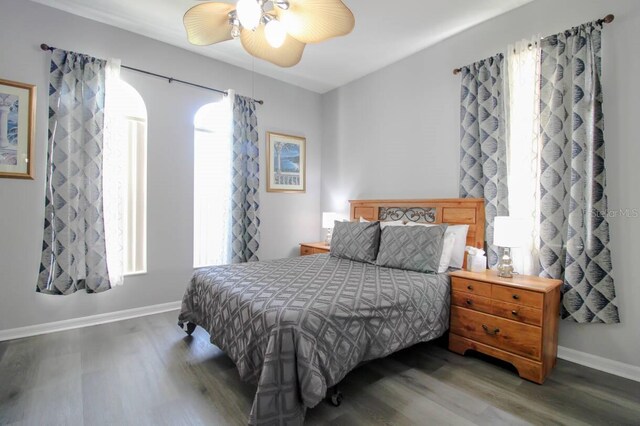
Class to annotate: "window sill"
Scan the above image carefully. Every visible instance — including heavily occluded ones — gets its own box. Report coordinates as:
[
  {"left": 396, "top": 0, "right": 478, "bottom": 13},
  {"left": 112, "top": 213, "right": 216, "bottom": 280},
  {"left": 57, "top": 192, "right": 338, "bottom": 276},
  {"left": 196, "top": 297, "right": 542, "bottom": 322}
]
[{"left": 124, "top": 270, "right": 147, "bottom": 277}]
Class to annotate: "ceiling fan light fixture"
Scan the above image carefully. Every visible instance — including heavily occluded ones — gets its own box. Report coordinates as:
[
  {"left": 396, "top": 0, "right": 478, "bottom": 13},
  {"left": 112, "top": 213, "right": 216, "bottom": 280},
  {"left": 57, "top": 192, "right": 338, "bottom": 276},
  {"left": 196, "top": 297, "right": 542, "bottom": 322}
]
[
  {"left": 236, "top": 0, "right": 262, "bottom": 30},
  {"left": 273, "top": 0, "right": 290, "bottom": 10},
  {"left": 264, "top": 17, "right": 286, "bottom": 48},
  {"left": 231, "top": 24, "right": 241, "bottom": 39},
  {"left": 183, "top": 0, "right": 354, "bottom": 68}
]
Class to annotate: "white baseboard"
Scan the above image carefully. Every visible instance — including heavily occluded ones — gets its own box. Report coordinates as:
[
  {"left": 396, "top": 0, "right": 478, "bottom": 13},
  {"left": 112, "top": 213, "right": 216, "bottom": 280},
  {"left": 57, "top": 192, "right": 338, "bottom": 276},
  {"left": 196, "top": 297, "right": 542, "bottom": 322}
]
[
  {"left": 557, "top": 345, "right": 640, "bottom": 383},
  {"left": 0, "top": 301, "right": 181, "bottom": 342}
]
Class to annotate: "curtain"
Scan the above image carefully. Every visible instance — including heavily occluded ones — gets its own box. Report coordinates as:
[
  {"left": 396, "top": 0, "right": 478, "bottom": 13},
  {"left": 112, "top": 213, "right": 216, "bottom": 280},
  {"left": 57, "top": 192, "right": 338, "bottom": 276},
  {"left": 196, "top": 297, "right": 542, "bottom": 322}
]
[
  {"left": 459, "top": 54, "right": 509, "bottom": 268},
  {"left": 505, "top": 37, "right": 542, "bottom": 275},
  {"left": 538, "top": 23, "right": 619, "bottom": 323},
  {"left": 103, "top": 58, "right": 125, "bottom": 287},
  {"left": 229, "top": 90, "right": 260, "bottom": 263},
  {"left": 38, "top": 49, "right": 112, "bottom": 294}
]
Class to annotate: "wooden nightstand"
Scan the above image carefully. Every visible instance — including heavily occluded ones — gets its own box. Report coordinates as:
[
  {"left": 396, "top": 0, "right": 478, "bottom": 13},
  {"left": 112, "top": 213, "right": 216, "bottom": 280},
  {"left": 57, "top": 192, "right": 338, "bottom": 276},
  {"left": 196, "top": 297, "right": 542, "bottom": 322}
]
[
  {"left": 448, "top": 270, "right": 562, "bottom": 384},
  {"left": 299, "top": 242, "right": 330, "bottom": 256}
]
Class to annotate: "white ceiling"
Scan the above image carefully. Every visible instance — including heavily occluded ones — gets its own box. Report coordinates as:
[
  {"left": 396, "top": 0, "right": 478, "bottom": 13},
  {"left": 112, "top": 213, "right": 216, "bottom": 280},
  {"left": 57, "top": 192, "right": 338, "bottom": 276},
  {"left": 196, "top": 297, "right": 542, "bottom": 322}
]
[{"left": 31, "top": 0, "right": 533, "bottom": 93}]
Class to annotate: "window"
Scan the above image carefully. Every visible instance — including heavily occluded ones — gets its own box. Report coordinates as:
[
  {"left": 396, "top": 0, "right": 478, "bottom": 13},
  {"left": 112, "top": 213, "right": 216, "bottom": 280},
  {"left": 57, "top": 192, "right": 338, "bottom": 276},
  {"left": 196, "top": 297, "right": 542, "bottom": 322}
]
[
  {"left": 506, "top": 39, "right": 541, "bottom": 275},
  {"left": 109, "top": 80, "right": 148, "bottom": 275},
  {"left": 193, "top": 100, "right": 232, "bottom": 268}
]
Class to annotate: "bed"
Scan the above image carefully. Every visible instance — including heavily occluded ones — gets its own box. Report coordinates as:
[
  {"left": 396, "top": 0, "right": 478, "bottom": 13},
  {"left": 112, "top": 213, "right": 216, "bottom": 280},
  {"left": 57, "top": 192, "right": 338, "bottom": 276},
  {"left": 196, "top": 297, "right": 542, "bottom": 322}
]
[{"left": 178, "top": 198, "right": 485, "bottom": 425}]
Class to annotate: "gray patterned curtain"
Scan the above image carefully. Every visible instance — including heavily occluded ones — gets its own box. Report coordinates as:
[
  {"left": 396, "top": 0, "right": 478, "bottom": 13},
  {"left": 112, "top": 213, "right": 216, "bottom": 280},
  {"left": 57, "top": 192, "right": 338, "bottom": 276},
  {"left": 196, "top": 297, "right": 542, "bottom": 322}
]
[
  {"left": 37, "top": 49, "right": 111, "bottom": 294},
  {"left": 230, "top": 93, "right": 260, "bottom": 263},
  {"left": 459, "top": 54, "right": 509, "bottom": 267},
  {"left": 539, "top": 23, "right": 619, "bottom": 323}
]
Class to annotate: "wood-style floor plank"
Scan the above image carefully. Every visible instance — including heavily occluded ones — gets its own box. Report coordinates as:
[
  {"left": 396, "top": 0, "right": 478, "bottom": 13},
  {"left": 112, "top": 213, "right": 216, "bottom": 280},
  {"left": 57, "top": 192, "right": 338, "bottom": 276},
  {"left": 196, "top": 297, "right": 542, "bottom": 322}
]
[{"left": 1, "top": 310, "right": 639, "bottom": 426}]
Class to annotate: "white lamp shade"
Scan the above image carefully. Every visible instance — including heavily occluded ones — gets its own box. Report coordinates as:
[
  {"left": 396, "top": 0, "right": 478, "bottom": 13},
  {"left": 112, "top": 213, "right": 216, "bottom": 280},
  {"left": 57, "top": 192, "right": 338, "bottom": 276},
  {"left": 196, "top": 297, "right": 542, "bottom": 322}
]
[
  {"left": 322, "top": 212, "right": 337, "bottom": 229},
  {"left": 236, "top": 0, "right": 261, "bottom": 30},
  {"left": 265, "top": 19, "right": 287, "bottom": 48},
  {"left": 493, "top": 216, "right": 527, "bottom": 248}
]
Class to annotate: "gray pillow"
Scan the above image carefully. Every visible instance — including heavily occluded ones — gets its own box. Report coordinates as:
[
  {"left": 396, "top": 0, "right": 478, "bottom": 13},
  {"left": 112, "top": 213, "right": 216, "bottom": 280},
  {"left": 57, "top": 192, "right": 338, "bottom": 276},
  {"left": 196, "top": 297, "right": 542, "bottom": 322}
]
[
  {"left": 330, "top": 221, "right": 381, "bottom": 264},
  {"left": 376, "top": 225, "right": 448, "bottom": 273}
]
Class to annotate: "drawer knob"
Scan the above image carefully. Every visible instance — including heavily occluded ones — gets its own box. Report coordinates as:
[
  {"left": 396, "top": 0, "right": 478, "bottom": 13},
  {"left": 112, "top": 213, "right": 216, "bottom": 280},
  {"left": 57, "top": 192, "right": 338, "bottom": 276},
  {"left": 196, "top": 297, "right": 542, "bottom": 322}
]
[
  {"left": 467, "top": 285, "right": 473, "bottom": 290},
  {"left": 482, "top": 324, "right": 500, "bottom": 336},
  {"left": 511, "top": 310, "right": 519, "bottom": 316},
  {"left": 466, "top": 299, "right": 473, "bottom": 306},
  {"left": 512, "top": 294, "right": 520, "bottom": 300}
]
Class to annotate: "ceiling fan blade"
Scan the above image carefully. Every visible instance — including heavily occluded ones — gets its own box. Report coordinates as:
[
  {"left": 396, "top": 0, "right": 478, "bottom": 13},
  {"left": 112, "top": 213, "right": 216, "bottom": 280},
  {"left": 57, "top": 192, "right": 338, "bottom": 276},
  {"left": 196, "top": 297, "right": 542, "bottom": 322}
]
[
  {"left": 184, "top": 2, "right": 235, "bottom": 46},
  {"left": 275, "top": 0, "right": 355, "bottom": 44},
  {"left": 240, "top": 26, "right": 306, "bottom": 67}
]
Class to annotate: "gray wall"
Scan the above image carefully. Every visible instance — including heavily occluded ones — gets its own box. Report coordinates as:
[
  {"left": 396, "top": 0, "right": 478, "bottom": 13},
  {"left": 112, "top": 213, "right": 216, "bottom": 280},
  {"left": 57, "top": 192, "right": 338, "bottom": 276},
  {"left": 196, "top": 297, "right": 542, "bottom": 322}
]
[
  {"left": 2, "top": 0, "right": 639, "bottom": 370},
  {"left": 0, "top": 0, "right": 322, "bottom": 331},
  {"left": 322, "top": 0, "right": 640, "bottom": 367}
]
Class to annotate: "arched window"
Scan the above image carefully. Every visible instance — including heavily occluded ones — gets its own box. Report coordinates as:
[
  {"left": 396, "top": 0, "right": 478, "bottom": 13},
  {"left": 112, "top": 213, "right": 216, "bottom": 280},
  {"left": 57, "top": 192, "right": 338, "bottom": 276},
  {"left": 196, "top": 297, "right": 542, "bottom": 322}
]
[
  {"left": 109, "top": 80, "right": 147, "bottom": 275},
  {"left": 193, "top": 100, "right": 232, "bottom": 267}
]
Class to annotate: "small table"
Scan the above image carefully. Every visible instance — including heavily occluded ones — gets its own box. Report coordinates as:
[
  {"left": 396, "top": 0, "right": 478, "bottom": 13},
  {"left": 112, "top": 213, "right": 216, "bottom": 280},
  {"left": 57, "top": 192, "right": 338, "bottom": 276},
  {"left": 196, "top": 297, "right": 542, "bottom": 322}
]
[{"left": 299, "top": 242, "right": 330, "bottom": 256}]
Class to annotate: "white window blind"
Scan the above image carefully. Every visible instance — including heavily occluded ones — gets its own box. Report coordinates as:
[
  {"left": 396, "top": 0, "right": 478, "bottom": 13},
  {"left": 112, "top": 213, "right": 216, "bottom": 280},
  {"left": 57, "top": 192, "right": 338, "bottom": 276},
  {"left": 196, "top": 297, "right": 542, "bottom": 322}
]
[
  {"left": 506, "top": 37, "right": 541, "bottom": 275},
  {"left": 193, "top": 100, "right": 232, "bottom": 268},
  {"left": 110, "top": 80, "right": 148, "bottom": 275}
]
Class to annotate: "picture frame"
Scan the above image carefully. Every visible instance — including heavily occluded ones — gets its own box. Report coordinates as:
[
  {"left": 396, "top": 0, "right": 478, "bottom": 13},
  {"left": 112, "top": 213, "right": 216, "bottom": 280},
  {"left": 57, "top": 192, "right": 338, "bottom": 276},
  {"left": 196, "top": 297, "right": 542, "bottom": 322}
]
[
  {"left": 266, "top": 132, "right": 306, "bottom": 193},
  {"left": 0, "top": 78, "right": 36, "bottom": 179}
]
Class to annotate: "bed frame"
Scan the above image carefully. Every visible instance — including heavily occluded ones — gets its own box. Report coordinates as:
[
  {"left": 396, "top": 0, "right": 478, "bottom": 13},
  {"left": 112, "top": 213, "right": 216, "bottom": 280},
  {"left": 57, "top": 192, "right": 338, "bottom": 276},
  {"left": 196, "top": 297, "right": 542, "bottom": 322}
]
[{"left": 349, "top": 198, "right": 485, "bottom": 253}]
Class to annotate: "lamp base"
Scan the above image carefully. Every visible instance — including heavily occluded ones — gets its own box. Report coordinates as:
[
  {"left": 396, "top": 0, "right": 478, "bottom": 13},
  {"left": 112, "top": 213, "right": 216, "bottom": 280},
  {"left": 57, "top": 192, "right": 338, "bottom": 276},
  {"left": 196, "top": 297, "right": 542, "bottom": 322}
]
[
  {"left": 325, "top": 228, "right": 333, "bottom": 245},
  {"left": 497, "top": 247, "right": 514, "bottom": 278}
]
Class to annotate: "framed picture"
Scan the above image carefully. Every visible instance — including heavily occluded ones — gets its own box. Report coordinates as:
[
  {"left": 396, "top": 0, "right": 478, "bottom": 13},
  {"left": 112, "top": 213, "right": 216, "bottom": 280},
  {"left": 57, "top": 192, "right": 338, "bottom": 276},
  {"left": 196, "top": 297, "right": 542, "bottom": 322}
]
[
  {"left": 0, "top": 78, "right": 36, "bottom": 179},
  {"left": 266, "top": 132, "right": 306, "bottom": 193}
]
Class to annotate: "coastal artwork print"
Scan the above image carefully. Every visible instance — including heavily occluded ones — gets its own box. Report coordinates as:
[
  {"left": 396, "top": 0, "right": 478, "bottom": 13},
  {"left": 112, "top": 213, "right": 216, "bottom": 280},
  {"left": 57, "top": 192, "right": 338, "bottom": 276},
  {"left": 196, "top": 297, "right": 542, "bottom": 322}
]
[
  {"left": 266, "top": 132, "right": 306, "bottom": 193},
  {"left": 0, "top": 79, "right": 36, "bottom": 179}
]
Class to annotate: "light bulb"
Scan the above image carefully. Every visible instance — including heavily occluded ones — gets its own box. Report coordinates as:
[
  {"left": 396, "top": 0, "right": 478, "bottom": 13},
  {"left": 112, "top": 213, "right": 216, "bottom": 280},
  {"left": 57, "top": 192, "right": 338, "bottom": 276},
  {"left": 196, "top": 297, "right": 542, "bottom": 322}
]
[
  {"left": 236, "top": 0, "right": 261, "bottom": 31},
  {"left": 265, "top": 18, "right": 286, "bottom": 48}
]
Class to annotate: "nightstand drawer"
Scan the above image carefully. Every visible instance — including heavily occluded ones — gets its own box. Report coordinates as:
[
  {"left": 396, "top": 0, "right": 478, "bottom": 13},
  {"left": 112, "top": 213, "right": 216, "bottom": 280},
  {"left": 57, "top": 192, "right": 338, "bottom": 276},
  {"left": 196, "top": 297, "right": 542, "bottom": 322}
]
[
  {"left": 451, "top": 306, "right": 541, "bottom": 360},
  {"left": 300, "top": 246, "right": 315, "bottom": 256},
  {"left": 451, "top": 278, "right": 492, "bottom": 298},
  {"left": 492, "top": 300, "right": 542, "bottom": 327},
  {"left": 452, "top": 291, "right": 492, "bottom": 315},
  {"left": 300, "top": 243, "right": 330, "bottom": 256},
  {"left": 492, "top": 285, "right": 543, "bottom": 309}
]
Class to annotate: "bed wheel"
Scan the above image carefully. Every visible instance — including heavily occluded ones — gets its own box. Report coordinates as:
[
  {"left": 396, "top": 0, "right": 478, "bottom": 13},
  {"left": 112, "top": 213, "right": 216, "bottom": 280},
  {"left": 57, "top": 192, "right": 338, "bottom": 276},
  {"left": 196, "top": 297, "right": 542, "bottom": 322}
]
[
  {"left": 184, "top": 322, "right": 197, "bottom": 336},
  {"left": 329, "top": 389, "right": 343, "bottom": 407}
]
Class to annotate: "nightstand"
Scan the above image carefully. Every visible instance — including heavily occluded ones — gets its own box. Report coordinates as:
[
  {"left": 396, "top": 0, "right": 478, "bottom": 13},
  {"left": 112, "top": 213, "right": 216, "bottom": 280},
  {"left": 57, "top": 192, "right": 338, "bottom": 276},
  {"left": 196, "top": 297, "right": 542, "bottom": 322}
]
[
  {"left": 299, "top": 242, "right": 330, "bottom": 256},
  {"left": 448, "top": 270, "right": 562, "bottom": 384}
]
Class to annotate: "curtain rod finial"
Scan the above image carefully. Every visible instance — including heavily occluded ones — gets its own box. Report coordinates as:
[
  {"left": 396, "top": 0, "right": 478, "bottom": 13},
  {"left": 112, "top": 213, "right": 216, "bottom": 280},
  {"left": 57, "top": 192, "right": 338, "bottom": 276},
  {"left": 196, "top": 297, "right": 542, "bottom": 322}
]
[
  {"left": 40, "top": 43, "right": 51, "bottom": 51},
  {"left": 453, "top": 68, "right": 461, "bottom": 75},
  {"left": 604, "top": 14, "right": 614, "bottom": 24}
]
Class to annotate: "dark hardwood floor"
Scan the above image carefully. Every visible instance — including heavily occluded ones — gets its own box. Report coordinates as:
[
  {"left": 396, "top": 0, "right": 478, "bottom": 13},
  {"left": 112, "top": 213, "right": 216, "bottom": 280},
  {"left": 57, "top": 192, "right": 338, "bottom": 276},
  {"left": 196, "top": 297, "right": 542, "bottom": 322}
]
[{"left": 1, "top": 310, "right": 638, "bottom": 425}]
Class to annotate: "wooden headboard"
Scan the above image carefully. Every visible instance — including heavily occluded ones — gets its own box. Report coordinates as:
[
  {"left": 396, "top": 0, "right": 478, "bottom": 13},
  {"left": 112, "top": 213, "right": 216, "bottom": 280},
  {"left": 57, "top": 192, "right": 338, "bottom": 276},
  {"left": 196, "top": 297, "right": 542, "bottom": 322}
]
[{"left": 349, "top": 198, "right": 485, "bottom": 250}]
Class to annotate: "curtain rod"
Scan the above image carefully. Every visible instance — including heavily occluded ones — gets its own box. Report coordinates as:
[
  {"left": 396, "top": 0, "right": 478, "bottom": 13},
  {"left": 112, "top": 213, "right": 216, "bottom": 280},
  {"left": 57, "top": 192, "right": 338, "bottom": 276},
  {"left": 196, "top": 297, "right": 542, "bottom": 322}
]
[
  {"left": 40, "top": 43, "right": 264, "bottom": 105},
  {"left": 451, "top": 14, "right": 615, "bottom": 76}
]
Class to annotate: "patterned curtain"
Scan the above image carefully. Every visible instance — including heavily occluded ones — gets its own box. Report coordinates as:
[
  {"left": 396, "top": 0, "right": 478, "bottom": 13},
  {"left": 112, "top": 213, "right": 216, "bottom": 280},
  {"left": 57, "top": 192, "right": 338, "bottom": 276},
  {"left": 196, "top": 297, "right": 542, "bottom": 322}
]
[
  {"left": 459, "top": 54, "right": 509, "bottom": 267},
  {"left": 230, "top": 91, "right": 260, "bottom": 263},
  {"left": 38, "top": 49, "right": 111, "bottom": 294},
  {"left": 539, "top": 23, "right": 619, "bottom": 323}
]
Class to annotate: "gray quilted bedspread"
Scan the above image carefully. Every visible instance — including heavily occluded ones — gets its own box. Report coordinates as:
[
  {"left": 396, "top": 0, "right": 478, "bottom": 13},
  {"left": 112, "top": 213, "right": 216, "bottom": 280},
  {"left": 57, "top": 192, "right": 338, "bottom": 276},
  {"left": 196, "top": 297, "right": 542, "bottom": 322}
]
[{"left": 178, "top": 254, "right": 450, "bottom": 425}]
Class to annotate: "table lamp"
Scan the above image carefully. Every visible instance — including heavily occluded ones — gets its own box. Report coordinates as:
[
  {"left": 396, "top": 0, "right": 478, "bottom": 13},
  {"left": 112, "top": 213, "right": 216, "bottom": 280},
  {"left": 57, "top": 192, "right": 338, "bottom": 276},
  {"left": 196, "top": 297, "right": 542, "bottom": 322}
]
[{"left": 493, "top": 216, "right": 526, "bottom": 278}]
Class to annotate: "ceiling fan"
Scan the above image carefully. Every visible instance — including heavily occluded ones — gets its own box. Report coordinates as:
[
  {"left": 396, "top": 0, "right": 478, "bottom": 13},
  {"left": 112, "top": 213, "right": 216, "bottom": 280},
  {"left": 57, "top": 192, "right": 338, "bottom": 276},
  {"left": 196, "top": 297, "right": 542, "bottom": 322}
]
[{"left": 183, "top": 0, "right": 355, "bottom": 67}]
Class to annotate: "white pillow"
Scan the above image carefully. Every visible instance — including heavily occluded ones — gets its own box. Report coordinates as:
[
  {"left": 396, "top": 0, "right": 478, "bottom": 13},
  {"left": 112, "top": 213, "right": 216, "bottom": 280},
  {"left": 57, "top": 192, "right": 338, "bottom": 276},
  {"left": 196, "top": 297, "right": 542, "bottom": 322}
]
[
  {"left": 360, "top": 217, "right": 405, "bottom": 228},
  {"left": 406, "top": 223, "right": 470, "bottom": 269},
  {"left": 437, "top": 233, "right": 456, "bottom": 273},
  {"left": 381, "top": 220, "right": 405, "bottom": 229}
]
